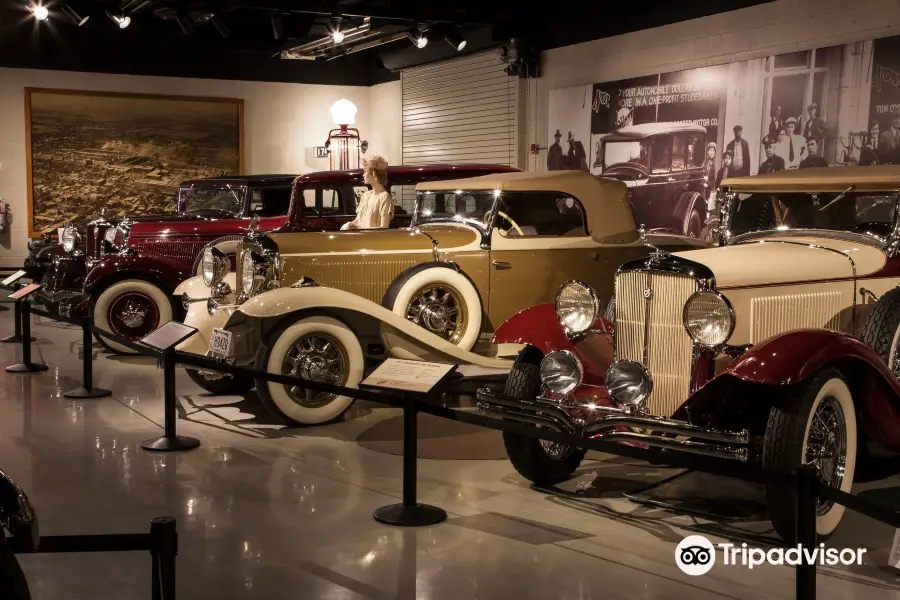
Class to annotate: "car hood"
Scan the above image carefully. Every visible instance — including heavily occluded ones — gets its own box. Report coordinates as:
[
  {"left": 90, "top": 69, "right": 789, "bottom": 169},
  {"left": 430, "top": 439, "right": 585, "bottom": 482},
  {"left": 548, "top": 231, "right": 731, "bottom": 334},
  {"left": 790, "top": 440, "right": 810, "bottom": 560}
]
[
  {"left": 270, "top": 223, "right": 481, "bottom": 256},
  {"left": 671, "top": 234, "right": 887, "bottom": 289},
  {"left": 127, "top": 215, "right": 287, "bottom": 238}
]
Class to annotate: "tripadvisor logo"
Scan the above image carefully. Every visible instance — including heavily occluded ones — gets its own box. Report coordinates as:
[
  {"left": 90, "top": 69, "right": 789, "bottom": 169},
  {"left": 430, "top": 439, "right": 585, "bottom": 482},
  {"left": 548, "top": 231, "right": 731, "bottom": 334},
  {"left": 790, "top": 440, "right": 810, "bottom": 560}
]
[{"left": 675, "top": 535, "right": 867, "bottom": 576}]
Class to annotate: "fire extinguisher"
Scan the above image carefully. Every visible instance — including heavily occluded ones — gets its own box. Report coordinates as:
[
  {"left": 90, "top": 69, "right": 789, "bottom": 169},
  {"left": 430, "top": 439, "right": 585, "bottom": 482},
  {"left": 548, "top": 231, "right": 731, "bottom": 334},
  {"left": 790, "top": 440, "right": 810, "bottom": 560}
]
[{"left": 0, "top": 203, "right": 7, "bottom": 234}]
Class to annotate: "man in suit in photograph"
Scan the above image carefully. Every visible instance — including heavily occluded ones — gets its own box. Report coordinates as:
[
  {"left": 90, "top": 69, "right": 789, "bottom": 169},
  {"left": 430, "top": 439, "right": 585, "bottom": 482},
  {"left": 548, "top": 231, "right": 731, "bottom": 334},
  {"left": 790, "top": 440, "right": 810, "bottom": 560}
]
[
  {"left": 799, "top": 138, "right": 828, "bottom": 168},
  {"left": 758, "top": 136, "right": 786, "bottom": 174},
  {"left": 776, "top": 117, "right": 806, "bottom": 169},
  {"left": 879, "top": 112, "right": 900, "bottom": 164},
  {"left": 859, "top": 120, "right": 880, "bottom": 166},
  {"left": 547, "top": 129, "right": 565, "bottom": 170},
  {"left": 566, "top": 131, "right": 588, "bottom": 172},
  {"left": 725, "top": 125, "right": 751, "bottom": 176},
  {"left": 768, "top": 105, "right": 783, "bottom": 140},
  {"left": 803, "top": 103, "right": 826, "bottom": 146}
]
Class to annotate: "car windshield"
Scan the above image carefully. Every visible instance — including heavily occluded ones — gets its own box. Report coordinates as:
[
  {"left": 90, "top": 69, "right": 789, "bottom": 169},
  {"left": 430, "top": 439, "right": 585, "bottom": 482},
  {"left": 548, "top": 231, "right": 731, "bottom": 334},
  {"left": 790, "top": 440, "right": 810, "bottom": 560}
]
[
  {"left": 603, "top": 140, "right": 651, "bottom": 171},
  {"left": 413, "top": 190, "right": 497, "bottom": 227},
  {"left": 727, "top": 191, "right": 899, "bottom": 242},
  {"left": 178, "top": 186, "right": 245, "bottom": 216}
]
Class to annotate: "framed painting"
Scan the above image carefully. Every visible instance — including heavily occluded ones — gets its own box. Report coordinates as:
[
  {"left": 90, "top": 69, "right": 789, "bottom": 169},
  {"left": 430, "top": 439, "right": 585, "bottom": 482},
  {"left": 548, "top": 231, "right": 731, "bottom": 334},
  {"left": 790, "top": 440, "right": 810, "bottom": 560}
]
[{"left": 25, "top": 88, "right": 244, "bottom": 236}]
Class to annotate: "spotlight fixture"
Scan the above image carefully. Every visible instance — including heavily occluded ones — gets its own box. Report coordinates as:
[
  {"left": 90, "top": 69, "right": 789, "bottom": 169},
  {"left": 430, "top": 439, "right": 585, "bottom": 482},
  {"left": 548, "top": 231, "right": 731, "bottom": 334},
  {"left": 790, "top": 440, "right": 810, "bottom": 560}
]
[
  {"left": 443, "top": 28, "right": 467, "bottom": 52},
  {"left": 330, "top": 16, "right": 344, "bottom": 44},
  {"left": 271, "top": 16, "right": 284, "bottom": 40},
  {"left": 211, "top": 13, "right": 230, "bottom": 38},
  {"left": 407, "top": 30, "right": 428, "bottom": 49},
  {"left": 61, "top": 5, "right": 89, "bottom": 26},
  {"left": 174, "top": 9, "right": 194, "bottom": 35},
  {"left": 106, "top": 10, "right": 131, "bottom": 29},
  {"left": 30, "top": 3, "right": 49, "bottom": 21}
]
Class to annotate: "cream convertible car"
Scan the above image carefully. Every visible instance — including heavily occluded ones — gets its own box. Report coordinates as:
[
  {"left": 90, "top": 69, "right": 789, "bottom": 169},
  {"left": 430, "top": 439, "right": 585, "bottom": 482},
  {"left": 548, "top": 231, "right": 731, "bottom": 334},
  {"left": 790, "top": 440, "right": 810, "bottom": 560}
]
[{"left": 174, "top": 171, "right": 704, "bottom": 425}]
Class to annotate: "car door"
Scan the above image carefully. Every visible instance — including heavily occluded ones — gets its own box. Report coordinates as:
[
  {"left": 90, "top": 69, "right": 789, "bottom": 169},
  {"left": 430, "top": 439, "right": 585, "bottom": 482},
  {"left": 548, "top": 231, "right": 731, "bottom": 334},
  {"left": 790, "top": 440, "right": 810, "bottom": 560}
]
[{"left": 487, "top": 191, "right": 605, "bottom": 328}]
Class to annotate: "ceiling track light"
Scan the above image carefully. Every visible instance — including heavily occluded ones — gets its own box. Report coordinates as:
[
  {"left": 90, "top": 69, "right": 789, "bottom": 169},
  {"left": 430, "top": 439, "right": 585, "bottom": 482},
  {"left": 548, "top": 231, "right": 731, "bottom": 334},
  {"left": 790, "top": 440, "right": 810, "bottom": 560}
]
[
  {"left": 61, "top": 5, "right": 89, "bottom": 26},
  {"left": 330, "top": 16, "right": 344, "bottom": 44},
  {"left": 406, "top": 30, "right": 428, "bottom": 49},
  {"left": 106, "top": 9, "right": 131, "bottom": 29},
  {"left": 211, "top": 13, "right": 230, "bottom": 38},
  {"left": 443, "top": 28, "right": 467, "bottom": 52},
  {"left": 30, "top": 2, "right": 49, "bottom": 21},
  {"left": 271, "top": 15, "right": 284, "bottom": 40}
]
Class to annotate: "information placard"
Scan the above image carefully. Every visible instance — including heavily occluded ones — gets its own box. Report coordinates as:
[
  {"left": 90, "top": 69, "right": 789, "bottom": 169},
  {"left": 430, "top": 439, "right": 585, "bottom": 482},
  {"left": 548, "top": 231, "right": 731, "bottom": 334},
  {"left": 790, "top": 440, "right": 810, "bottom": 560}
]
[
  {"left": 9, "top": 283, "right": 42, "bottom": 301},
  {"left": 361, "top": 358, "right": 457, "bottom": 393},
  {"left": 1, "top": 270, "right": 27, "bottom": 288},
  {"left": 140, "top": 321, "right": 198, "bottom": 351}
]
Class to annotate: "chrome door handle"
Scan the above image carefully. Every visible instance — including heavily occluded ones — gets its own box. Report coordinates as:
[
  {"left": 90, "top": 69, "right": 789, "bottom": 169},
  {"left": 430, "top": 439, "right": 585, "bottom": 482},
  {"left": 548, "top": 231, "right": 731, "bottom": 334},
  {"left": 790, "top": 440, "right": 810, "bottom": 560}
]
[
  {"left": 492, "top": 260, "right": 511, "bottom": 269},
  {"left": 667, "top": 177, "right": 676, "bottom": 182}
]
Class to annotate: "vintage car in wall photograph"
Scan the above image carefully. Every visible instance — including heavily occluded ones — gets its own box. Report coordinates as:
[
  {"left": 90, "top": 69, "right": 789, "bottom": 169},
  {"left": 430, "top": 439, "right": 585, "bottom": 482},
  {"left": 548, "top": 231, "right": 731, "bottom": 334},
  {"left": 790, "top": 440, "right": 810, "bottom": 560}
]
[
  {"left": 175, "top": 169, "right": 707, "bottom": 425},
  {"left": 595, "top": 122, "right": 709, "bottom": 239},
  {"left": 479, "top": 164, "right": 900, "bottom": 544}
]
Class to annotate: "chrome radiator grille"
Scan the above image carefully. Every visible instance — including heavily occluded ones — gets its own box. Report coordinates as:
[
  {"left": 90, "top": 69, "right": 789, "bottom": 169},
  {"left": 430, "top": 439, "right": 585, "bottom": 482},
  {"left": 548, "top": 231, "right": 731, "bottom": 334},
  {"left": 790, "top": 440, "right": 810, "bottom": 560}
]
[{"left": 615, "top": 271, "right": 698, "bottom": 417}]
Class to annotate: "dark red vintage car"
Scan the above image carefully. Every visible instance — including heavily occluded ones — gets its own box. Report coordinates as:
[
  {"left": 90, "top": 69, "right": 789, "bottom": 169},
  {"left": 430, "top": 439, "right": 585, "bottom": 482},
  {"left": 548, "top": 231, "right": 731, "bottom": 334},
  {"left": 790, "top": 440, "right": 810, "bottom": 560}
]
[{"left": 77, "top": 165, "right": 518, "bottom": 354}]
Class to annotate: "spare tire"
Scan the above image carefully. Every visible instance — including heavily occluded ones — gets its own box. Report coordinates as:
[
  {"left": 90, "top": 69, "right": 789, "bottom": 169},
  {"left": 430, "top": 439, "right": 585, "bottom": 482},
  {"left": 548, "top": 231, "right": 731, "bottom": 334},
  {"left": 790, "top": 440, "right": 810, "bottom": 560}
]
[
  {"left": 381, "top": 262, "right": 482, "bottom": 351},
  {"left": 860, "top": 286, "right": 900, "bottom": 376}
]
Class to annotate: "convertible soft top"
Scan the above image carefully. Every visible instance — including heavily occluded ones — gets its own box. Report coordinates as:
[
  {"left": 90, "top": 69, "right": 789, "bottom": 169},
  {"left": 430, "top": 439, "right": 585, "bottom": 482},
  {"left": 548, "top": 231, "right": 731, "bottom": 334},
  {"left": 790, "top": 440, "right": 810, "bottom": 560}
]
[
  {"left": 722, "top": 165, "right": 900, "bottom": 193},
  {"left": 416, "top": 170, "right": 637, "bottom": 244}
]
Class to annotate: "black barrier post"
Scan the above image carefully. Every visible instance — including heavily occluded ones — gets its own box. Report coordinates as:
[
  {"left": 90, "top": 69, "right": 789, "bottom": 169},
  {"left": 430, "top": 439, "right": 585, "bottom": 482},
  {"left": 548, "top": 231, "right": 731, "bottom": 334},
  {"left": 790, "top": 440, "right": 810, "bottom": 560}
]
[
  {"left": 141, "top": 348, "right": 200, "bottom": 453},
  {"left": 6, "top": 301, "right": 47, "bottom": 373},
  {"left": 796, "top": 464, "right": 818, "bottom": 600},
  {"left": 64, "top": 316, "right": 112, "bottom": 399},
  {"left": 1, "top": 297, "right": 34, "bottom": 343},
  {"left": 373, "top": 393, "right": 448, "bottom": 527},
  {"left": 150, "top": 517, "right": 178, "bottom": 600}
]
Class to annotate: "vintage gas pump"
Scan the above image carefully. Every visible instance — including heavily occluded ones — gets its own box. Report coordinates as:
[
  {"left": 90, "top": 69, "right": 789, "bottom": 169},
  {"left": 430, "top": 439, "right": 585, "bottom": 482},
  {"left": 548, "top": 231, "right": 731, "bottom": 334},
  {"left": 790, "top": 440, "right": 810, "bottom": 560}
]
[{"left": 325, "top": 99, "right": 368, "bottom": 170}]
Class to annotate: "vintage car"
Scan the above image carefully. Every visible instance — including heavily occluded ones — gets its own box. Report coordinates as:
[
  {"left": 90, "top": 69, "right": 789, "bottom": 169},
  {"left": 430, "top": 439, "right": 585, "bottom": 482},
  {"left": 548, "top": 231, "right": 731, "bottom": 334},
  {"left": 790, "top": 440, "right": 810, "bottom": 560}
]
[
  {"left": 597, "top": 122, "right": 708, "bottom": 238},
  {"left": 175, "top": 170, "right": 705, "bottom": 424},
  {"left": 478, "top": 165, "right": 900, "bottom": 543}
]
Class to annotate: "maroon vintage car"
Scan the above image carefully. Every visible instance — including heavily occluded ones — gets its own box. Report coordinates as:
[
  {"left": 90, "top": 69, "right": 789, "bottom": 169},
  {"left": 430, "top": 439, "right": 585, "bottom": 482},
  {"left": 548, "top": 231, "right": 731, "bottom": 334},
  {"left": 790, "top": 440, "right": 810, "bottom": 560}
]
[
  {"left": 480, "top": 166, "right": 900, "bottom": 543},
  {"left": 80, "top": 165, "right": 519, "bottom": 354}
]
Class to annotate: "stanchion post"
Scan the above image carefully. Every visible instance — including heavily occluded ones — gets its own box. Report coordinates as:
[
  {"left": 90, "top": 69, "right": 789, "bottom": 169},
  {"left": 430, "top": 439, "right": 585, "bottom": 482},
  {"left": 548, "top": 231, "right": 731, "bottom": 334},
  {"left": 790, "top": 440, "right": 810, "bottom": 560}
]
[
  {"left": 64, "top": 317, "right": 112, "bottom": 399},
  {"left": 373, "top": 392, "right": 447, "bottom": 526},
  {"left": 795, "top": 464, "right": 818, "bottom": 600},
  {"left": 150, "top": 517, "right": 177, "bottom": 600},
  {"left": 6, "top": 300, "right": 47, "bottom": 373},
  {"left": 1, "top": 297, "right": 34, "bottom": 344},
  {"left": 140, "top": 349, "right": 200, "bottom": 452}
]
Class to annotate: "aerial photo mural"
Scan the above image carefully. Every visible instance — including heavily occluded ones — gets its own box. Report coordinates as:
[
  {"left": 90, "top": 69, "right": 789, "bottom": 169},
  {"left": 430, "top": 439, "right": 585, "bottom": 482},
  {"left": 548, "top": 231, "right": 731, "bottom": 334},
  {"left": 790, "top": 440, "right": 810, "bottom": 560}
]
[{"left": 26, "top": 89, "right": 243, "bottom": 235}]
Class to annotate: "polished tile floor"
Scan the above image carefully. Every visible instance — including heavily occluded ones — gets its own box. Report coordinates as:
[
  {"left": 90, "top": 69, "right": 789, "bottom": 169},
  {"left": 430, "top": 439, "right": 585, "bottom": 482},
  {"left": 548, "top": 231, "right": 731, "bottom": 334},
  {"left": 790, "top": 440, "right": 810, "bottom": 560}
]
[{"left": 2, "top": 310, "right": 900, "bottom": 599}]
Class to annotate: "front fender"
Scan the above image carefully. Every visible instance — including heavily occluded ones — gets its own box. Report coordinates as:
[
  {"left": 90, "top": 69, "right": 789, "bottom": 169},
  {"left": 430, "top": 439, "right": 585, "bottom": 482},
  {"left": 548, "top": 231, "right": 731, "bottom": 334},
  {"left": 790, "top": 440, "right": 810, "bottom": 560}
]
[
  {"left": 84, "top": 253, "right": 192, "bottom": 293},
  {"left": 231, "top": 286, "right": 512, "bottom": 369},
  {"left": 490, "top": 303, "right": 613, "bottom": 385},
  {"left": 0, "top": 468, "right": 38, "bottom": 550}
]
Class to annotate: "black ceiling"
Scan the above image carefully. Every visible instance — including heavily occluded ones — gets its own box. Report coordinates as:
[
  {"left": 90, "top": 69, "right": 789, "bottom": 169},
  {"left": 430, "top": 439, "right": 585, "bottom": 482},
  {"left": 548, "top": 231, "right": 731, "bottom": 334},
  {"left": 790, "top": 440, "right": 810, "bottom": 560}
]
[{"left": 0, "top": 0, "right": 772, "bottom": 86}]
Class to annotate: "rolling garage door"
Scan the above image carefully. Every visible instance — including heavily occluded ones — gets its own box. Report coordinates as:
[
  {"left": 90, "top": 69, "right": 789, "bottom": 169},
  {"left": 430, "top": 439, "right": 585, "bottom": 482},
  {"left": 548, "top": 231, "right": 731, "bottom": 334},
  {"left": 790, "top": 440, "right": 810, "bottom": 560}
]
[{"left": 400, "top": 50, "right": 519, "bottom": 210}]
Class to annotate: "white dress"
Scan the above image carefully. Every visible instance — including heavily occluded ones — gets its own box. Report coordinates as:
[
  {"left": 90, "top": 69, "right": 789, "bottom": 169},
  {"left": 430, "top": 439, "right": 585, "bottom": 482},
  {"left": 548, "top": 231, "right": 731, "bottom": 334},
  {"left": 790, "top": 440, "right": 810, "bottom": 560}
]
[{"left": 341, "top": 190, "right": 393, "bottom": 230}]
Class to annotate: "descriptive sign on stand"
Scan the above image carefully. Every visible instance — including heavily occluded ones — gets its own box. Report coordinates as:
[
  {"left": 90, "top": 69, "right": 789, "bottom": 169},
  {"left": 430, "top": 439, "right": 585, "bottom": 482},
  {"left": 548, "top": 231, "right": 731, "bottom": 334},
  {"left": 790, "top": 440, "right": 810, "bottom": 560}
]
[
  {"left": 140, "top": 321, "right": 198, "bottom": 351},
  {"left": 890, "top": 529, "right": 900, "bottom": 570},
  {"left": 9, "top": 283, "right": 42, "bottom": 301},
  {"left": 1, "top": 270, "right": 27, "bottom": 288},
  {"left": 360, "top": 358, "right": 458, "bottom": 393}
]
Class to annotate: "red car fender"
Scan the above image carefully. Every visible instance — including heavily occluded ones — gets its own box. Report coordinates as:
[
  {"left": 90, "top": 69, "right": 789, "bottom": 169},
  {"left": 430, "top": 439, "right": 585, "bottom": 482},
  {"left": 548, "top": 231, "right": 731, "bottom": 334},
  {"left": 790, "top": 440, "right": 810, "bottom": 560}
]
[
  {"left": 491, "top": 303, "right": 614, "bottom": 386},
  {"left": 83, "top": 253, "right": 191, "bottom": 294}
]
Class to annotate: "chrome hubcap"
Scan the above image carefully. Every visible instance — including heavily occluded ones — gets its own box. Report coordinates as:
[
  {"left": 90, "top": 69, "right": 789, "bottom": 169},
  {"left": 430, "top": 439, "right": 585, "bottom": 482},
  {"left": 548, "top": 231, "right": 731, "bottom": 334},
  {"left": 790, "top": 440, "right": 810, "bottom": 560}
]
[
  {"left": 405, "top": 285, "right": 467, "bottom": 343},
  {"left": 120, "top": 301, "right": 148, "bottom": 328},
  {"left": 540, "top": 440, "right": 574, "bottom": 460},
  {"left": 805, "top": 396, "right": 847, "bottom": 515},
  {"left": 282, "top": 333, "right": 349, "bottom": 408}
]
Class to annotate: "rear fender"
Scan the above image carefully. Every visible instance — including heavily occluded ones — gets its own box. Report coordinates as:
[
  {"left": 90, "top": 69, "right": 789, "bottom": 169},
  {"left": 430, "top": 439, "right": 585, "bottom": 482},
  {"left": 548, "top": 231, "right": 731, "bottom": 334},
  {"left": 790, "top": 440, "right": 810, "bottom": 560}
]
[
  {"left": 490, "top": 303, "right": 613, "bottom": 385},
  {"left": 84, "top": 254, "right": 191, "bottom": 293},
  {"left": 0, "top": 468, "right": 38, "bottom": 550}
]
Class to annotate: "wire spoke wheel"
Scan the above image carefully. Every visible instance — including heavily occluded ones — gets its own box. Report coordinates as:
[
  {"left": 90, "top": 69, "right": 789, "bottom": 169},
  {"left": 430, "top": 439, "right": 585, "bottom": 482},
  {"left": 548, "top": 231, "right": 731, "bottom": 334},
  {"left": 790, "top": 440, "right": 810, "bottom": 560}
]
[
  {"left": 281, "top": 333, "right": 349, "bottom": 408},
  {"left": 404, "top": 284, "right": 468, "bottom": 343},
  {"left": 804, "top": 395, "right": 847, "bottom": 515},
  {"left": 539, "top": 439, "right": 576, "bottom": 460}
]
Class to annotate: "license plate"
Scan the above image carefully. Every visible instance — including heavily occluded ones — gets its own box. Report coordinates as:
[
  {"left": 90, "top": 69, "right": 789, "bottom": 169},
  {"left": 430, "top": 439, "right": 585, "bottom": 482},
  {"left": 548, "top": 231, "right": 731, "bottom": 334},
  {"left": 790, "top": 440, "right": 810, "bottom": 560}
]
[{"left": 208, "top": 328, "right": 233, "bottom": 358}]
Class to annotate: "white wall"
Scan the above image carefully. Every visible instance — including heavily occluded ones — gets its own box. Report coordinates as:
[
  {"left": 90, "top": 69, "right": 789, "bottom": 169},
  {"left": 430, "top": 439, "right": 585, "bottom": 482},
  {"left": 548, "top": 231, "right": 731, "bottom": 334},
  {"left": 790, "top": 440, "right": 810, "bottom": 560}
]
[
  {"left": 0, "top": 68, "right": 402, "bottom": 265},
  {"left": 528, "top": 0, "right": 900, "bottom": 170}
]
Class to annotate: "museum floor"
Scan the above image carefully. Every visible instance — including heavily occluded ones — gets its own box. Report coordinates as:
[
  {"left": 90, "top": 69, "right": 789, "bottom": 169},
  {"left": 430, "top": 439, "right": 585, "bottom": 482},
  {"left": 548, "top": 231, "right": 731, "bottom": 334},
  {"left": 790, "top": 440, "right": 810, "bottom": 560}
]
[{"left": 2, "top": 311, "right": 900, "bottom": 600}]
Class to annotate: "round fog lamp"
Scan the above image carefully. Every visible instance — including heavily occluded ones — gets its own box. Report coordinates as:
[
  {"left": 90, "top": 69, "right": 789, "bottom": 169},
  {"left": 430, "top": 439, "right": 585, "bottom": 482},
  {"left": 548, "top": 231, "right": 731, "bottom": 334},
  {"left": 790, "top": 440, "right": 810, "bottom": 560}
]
[
  {"left": 540, "top": 350, "right": 583, "bottom": 395},
  {"left": 555, "top": 281, "right": 600, "bottom": 333},
  {"left": 683, "top": 290, "right": 734, "bottom": 347},
  {"left": 103, "top": 228, "right": 116, "bottom": 244},
  {"left": 605, "top": 360, "right": 652, "bottom": 407}
]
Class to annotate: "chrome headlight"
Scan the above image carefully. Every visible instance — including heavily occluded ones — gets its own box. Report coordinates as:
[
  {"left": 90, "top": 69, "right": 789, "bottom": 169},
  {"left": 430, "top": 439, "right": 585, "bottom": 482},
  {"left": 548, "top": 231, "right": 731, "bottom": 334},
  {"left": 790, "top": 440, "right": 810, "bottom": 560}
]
[
  {"left": 605, "top": 360, "right": 652, "bottom": 408},
  {"left": 61, "top": 227, "right": 78, "bottom": 253},
  {"left": 555, "top": 281, "right": 599, "bottom": 334},
  {"left": 241, "top": 250, "right": 254, "bottom": 295},
  {"left": 201, "top": 247, "right": 229, "bottom": 287},
  {"left": 683, "top": 290, "right": 734, "bottom": 347},
  {"left": 103, "top": 228, "right": 116, "bottom": 244},
  {"left": 540, "top": 350, "right": 583, "bottom": 395}
]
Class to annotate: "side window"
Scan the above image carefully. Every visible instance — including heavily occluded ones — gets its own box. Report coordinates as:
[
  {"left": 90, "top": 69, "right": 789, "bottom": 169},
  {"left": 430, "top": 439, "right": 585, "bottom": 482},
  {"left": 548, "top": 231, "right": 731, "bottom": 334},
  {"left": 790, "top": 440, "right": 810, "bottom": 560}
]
[
  {"left": 388, "top": 185, "right": 415, "bottom": 215},
  {"left": 671, "top": 134, "right": 687, "bottom": 171},
  {"left": 498, "top": 192, "right": 586, "bottom": 237},
  {"left": 319, "top": 187, "right": 357, "bottom": 217},
  {"left": 250, "top": 187, "right": 292, "bottom": 217},
  {"left": 650, "top": 136, "right": 672, "bottom": 173},
  {"left": 686, "top": 134, "right": 704, "bottom": 168},
  {"left": 301, "top": 189, "right": 318, "bottom": 215}
]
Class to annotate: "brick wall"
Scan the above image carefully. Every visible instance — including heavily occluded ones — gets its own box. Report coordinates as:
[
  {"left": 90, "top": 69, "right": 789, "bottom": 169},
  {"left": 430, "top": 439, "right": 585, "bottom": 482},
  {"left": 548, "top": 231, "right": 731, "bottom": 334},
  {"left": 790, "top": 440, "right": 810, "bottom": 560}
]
[{"left": 528, "top": 0, "right": 900, "bottom": 170}]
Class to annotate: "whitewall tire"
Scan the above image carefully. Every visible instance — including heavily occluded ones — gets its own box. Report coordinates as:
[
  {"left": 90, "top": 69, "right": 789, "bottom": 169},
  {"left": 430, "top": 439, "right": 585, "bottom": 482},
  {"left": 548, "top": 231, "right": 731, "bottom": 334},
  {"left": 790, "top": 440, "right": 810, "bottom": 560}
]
[
  {"left": 92, "top": 279, "right": 173, "bottom": 354},
  {"left": 382, "top": 265, "right": 482, "bottom": 351},
  {"left": 255, "top": 315, "right": 364, "bottom": 426}
]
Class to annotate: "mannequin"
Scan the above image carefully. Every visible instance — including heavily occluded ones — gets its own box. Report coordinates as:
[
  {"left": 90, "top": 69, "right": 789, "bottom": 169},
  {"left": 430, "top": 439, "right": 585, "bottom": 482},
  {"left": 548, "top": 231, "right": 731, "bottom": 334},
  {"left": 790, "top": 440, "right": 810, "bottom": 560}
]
[{"left": 341, "top": 155, "right": 393, "bottom": 230}]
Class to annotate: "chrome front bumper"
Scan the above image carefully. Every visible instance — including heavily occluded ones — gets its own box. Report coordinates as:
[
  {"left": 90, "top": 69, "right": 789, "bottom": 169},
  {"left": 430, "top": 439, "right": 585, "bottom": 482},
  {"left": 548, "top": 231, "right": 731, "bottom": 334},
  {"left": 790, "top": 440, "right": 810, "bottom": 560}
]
[{"left": 476, "top": 389, "right": 749, "bottom": 462}]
